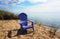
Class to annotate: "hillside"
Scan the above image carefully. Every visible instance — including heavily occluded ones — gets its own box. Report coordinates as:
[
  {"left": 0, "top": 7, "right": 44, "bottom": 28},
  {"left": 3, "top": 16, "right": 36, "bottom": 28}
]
[
  {"left": 0, "top": 20, "right": 60, "bottom": 39},
  {"left": 0, "top": 10, "right": 18, "bottom": 20}
]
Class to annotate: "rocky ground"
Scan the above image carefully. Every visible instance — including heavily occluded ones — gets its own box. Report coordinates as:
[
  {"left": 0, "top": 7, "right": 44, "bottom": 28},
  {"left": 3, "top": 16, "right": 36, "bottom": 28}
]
[{"left": 0, "top": 20, "right": 60, "bottom": 39}]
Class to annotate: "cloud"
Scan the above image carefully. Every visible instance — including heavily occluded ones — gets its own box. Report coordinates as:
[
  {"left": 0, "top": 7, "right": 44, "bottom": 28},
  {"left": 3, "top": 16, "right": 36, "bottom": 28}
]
[
  {"left": 0, "top": 0, "right": 25, "bottom": 10},
  {"left": 0, "top": 0, "right": 25, "bottom": 6},
  {"left": 28, "top": 0, "right": 48, "bottom": 3},
  {"left": 0, "top": 0, "right": 48, "bottom": 6},
  {"left": 0, "top": 0, "right": 60, "bottom": 13},
  {"left": 23, "top": 0, "right": 60, "bottom": 13}
]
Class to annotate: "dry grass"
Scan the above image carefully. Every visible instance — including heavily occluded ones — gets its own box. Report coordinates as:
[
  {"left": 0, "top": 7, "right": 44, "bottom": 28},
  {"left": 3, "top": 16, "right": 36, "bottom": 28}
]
[{"left": 0, "top": 20, "right": 60, "bottom": 39}]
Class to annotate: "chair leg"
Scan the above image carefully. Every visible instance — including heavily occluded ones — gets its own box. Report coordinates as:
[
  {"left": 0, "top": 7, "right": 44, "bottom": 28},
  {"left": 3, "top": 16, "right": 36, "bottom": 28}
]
[
  {"left": 21, "top": 28, "right": 27, "bottom": 34},
  {"left": 32, "top": 22, "right": 34, "bottom": 31}
]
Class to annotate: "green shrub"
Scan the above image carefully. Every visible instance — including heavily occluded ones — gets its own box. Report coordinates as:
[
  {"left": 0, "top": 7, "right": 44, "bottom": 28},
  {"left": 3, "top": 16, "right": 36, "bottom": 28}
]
[{"left": 0, "top": 10, "right": 18, "bottom": 20}]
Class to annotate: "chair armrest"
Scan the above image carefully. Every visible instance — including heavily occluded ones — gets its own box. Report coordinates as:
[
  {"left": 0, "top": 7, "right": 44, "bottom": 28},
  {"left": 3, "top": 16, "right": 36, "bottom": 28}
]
[
  {"left": 28, "top": 20, "right": 34, "bottom": 22},
  {"left": 18, "top": 20, "right": 26, "bottom": 24}
]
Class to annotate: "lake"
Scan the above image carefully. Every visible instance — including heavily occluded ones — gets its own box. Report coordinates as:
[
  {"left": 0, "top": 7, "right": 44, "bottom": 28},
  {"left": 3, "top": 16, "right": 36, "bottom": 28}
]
[{"left": 27, "top": 12, "right": 60, "bottom": 28}]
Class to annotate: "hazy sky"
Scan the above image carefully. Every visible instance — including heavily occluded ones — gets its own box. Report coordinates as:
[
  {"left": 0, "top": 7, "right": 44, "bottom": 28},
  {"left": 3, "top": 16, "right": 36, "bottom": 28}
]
[
  {"left": 0, "top": 0, "right": 60, "bottom": 13},
  {"left": 0, "top": 0, "right": 60, "bottom": 26},
  {"left": 0, "top": 0, "right": 60, "bottom": 19}
]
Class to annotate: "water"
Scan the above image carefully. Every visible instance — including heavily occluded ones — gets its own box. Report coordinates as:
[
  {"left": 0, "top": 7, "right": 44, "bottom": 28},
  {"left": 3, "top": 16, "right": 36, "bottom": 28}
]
[{"left": 27, "top": 12, "right": 60, "bottom": 29}]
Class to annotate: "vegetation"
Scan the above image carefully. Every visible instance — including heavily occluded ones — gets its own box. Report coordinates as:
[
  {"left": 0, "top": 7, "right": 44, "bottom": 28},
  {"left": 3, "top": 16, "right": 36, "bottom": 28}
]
[{"left": 0, "top": 10, "right": 18, "bottom": 20}]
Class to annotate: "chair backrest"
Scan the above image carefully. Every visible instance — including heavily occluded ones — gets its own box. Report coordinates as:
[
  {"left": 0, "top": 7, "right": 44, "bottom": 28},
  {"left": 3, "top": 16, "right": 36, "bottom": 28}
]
[
  {"left": 19, "top": 13, "right": 27, "bottom": 21},
  {"left": 18, "top": 13, "right": 27, "bottom": 26}
]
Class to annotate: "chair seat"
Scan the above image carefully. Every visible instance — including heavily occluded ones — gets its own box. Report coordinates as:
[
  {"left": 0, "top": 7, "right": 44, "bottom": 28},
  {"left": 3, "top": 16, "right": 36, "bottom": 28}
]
[
  {"left": 18, "top": 20, "right": 26, "bottom": 24},
  {"left": 22, "top": 25, "right": 33, "bottom": 29}
]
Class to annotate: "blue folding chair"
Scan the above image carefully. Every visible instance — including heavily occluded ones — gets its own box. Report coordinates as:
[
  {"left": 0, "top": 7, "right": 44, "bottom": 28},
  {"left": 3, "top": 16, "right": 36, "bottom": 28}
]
[{"left": 18, "top": 13, "right": 34, "bottom": 32}]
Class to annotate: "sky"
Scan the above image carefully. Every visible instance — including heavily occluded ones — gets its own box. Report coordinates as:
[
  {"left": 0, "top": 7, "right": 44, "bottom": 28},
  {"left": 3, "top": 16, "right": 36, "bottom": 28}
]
[
  {"left": 0, "top": 0, "right": 60, "bottom": 26},
  {"left": 0, "top": 0, "right": 60, "bottom": 14},
  {"left": 0, "top": 0, "right": 60, "bottom": 18}
]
